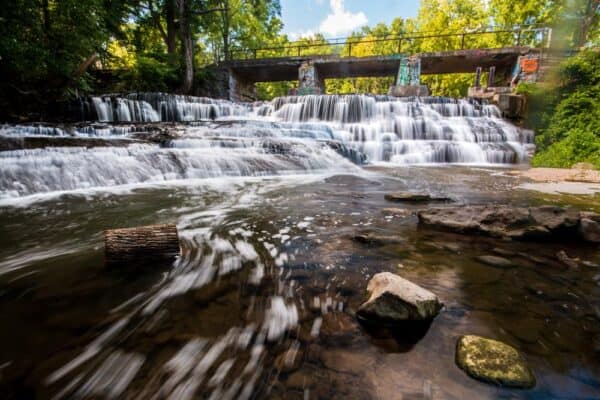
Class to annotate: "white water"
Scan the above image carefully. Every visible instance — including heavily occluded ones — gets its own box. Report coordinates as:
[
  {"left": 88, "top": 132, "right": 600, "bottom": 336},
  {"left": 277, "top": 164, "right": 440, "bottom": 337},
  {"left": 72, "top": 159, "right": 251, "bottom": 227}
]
[{"left": 0, "top": 93, "right": 534, "bottom": 199}]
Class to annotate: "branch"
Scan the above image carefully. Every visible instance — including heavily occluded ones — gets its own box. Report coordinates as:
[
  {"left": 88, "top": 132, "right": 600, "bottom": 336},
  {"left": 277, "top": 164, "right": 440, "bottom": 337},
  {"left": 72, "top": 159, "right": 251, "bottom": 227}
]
[
  {"left": 147, "top": 0, "right": 168, "bottom": 44},
  {"left": 191, "top": 7, "right": 228, "bottom": 15}
]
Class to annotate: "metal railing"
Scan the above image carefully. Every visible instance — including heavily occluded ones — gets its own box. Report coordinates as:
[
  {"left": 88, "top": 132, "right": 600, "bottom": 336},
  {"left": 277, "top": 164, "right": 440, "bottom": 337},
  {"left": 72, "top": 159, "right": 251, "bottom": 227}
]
[{"left": 228, "top": 25, "right": 551, "bottom": 61}]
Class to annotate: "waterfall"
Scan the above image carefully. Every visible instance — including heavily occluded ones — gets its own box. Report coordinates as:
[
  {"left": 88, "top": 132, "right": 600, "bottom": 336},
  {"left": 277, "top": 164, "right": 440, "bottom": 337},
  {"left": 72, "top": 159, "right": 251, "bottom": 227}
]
[{"left": 0, "top": 93, "right": 535, "bottom": 200}]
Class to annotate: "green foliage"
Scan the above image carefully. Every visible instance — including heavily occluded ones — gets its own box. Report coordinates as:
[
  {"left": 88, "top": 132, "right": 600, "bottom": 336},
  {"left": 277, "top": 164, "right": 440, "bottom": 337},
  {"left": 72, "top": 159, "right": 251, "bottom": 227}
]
[
  {"left": 532, "top": 128, "right": 600, "bottom": 168},
  {"left": 256, "top": 81, "right": 295, "bottom": 100},
  {"left": 529, "top": 50, "right": 600, "bottom": 168},
  {"left": 119, "top": 56, "right": 180, "bottom": 92}
]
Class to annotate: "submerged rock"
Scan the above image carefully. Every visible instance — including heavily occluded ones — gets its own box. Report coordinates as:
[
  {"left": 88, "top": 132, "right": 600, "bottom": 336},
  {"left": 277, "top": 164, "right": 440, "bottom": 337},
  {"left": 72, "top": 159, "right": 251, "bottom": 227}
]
[
  {"left": 455, "top": 335, "right": 536, "bottom": 389},
  {"left": 476, "top": 255, "right": 514, "bottom": 268},
  {"left": 556, "top": 250, "right": 579, "bottom": 269},
  {"left": 418, "top": 205, "right": 599, "bottom": 243},
  {"left": 357, "top": 272, "right": 442, "bottom": 322},
  {"left": 353, "top": 231, "right": 404, "bottom": 246},
  {"left": 384, "top": 192, "right": 451, "bottom": 203}
]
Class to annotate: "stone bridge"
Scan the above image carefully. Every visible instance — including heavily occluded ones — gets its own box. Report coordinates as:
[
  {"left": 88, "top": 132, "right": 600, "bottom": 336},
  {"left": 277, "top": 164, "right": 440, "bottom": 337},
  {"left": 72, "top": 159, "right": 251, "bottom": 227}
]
[{"left": 221, "top": 47, "right": 541, "bottom": 101}]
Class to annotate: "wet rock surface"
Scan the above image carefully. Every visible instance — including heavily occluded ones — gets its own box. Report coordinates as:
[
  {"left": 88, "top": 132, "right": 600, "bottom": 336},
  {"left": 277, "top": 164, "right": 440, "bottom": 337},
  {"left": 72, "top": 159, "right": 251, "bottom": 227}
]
[
  {"left": 418, "top": 205, "right": 599, "bottom": 243},
  {"left": 456, "top": 335, "right": 536, "bottom": 388},
  {"left": 579, "top": 213, "right": 600, "bottom": 243},
  {"left": 385, "top": 192, "right": 451, "bottom": 203},
  {"left": 357, "top": 272, "right": 443, "bottom": 322}
]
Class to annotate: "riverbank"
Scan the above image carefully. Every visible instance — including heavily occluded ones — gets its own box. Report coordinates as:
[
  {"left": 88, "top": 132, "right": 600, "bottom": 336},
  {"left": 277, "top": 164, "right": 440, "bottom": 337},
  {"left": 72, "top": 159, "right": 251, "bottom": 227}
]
[{"left": 510, "top": 165, "right": 600, "bottom": 184}]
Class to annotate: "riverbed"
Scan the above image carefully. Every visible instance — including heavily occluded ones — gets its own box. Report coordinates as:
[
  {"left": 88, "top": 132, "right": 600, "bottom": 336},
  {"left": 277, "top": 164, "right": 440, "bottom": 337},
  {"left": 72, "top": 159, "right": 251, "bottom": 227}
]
[{"left": 0, "top": 165, "right": 598, "bottom": 399}]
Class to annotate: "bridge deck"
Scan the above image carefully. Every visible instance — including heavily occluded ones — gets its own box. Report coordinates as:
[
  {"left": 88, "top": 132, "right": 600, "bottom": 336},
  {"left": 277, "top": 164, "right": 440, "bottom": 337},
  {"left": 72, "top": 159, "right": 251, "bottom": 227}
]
[{"left": 226, "top": 47, "right": 537, "bottom": 82}]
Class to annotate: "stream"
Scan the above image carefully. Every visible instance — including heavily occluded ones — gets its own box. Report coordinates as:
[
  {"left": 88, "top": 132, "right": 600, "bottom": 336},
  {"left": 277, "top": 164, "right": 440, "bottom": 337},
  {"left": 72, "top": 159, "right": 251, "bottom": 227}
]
[{"left": 0, "top": 94, "right": 598, "bottom": 399}]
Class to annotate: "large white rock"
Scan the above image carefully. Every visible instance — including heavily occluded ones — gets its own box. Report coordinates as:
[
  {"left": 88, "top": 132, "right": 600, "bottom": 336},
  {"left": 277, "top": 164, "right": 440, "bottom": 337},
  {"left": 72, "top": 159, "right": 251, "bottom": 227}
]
[{"left": 357, "top": 272, "right": 443, "bottom": 322}]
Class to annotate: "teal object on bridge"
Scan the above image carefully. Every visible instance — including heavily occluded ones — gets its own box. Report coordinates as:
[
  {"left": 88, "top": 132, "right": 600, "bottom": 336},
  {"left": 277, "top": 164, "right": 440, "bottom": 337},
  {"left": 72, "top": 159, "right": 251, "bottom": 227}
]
[{"left": 397, "top": 58, "right": 421, "bottom": 86}]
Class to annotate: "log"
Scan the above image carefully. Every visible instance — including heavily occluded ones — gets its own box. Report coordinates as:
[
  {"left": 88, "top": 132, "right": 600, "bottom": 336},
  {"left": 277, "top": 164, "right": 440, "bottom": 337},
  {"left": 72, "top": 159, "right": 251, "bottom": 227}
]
[{"left": 104, "top": 224, "right": 180, "bottom": 266}]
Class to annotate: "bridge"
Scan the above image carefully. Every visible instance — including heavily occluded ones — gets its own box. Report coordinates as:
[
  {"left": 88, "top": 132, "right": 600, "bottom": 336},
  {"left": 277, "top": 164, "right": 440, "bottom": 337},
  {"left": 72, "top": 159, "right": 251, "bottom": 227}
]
[{"left": 218, "top": 26, "right": 551, "bottom": 101}]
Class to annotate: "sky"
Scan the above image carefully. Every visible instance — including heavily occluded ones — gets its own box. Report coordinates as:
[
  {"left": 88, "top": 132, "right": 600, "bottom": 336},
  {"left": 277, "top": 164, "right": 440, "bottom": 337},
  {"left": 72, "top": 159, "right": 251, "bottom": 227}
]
[{"left": 280, "top": 0, "right": 421, "bottom": 39}]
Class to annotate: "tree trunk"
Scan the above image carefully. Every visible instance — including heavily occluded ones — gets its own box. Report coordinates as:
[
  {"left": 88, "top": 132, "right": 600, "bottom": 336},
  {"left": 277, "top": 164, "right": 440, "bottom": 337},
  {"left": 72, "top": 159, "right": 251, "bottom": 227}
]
[
  {"left": 578, "top": 0, "right": 599, "bottom": 47},
  {"left": 166, "top": 0, "right": 178, "bottom": 54},
  {"left": 104, "top": 224, "right": 180, "bottom": 266},
  {"left": 221, "top": 0, "right": 230, "bottom": 61},
  {"left": 178, "top": 0, "right": 194, "bottom": 93}
]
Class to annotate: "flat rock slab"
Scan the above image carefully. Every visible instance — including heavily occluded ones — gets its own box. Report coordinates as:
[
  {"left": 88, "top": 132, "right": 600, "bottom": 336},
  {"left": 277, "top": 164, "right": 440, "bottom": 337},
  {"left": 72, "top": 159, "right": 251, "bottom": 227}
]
[
  {"left": 384, "top": 192, "right": 451, "bottom": 203},
  {"left": 456, "top": 335, "right": 535, "bottom": 389},
  {"left": 418, "top": 205, "right": 599, "bottom": 243},
  {"left": 357, "top": 272, "right": 442, "bottom": 322}
]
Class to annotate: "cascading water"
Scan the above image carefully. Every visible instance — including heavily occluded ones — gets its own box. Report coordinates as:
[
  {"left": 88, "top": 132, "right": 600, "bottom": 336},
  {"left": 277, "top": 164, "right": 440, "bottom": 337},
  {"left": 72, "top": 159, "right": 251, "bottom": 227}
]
[{"left": 0, "top": 93, "right": 534, "bottom": 200}]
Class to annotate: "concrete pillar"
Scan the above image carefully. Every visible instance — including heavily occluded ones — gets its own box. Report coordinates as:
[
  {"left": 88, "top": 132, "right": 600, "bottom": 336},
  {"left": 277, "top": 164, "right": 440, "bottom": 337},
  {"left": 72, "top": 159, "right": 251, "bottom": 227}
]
[
  {"left": 298, "top": 61, "right": 325, "bottom": 95},
  {"left": 474, "top": 67, "right": 482, "bottom": 88},
  {"left": 228, "top": 70, "right": 257, "bottom": 102},
  {"left": 487, "top": 66, "right": 496, "bottom": 87},
  {"left": 389, "top": 56, "right": 429, "bottom": 97}
]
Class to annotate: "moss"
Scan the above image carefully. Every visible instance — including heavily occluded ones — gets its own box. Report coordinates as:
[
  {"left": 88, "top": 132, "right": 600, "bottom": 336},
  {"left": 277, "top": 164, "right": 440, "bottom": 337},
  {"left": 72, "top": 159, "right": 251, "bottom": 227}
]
[{"left": 456, "top": 335, "right": 536, "bottom": 389}]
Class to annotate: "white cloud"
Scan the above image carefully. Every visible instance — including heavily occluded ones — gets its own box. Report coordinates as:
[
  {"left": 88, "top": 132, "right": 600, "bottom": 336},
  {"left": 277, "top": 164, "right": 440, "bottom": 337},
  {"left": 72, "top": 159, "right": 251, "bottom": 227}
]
[
  {"left": 288, "top": 29, "right": 317, "bottom": 41},
  {"left": 318, "top": 0, "right": 368, "bottom": 37}
]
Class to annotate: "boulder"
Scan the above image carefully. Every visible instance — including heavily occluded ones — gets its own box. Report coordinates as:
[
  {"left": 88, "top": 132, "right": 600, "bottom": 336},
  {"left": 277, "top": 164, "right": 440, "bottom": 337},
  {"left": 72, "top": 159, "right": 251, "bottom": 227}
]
[
  {"left": 456, "top": 335, "right": 536, "bottom": 389},
  {"left": 579, "top": 213, "right": 600, "bottom": 243},
  {"left": 476, "top": 255, "right": 514, "bottom": 268},
  {"left": 384, "top": 192, "right": 451, "bottom": 203},
  {"left": 417, "top": 205, "right": 599, "bottom": 243},
  {"left": 357, "top": 272, "right": 442, "bottom": 322}
]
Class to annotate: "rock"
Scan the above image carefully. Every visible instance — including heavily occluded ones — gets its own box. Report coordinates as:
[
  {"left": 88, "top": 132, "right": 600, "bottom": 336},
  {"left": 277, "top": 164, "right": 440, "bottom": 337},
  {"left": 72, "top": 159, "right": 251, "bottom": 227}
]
[
  {"left": 442, "top": 243, "right": 461, "bottom": 253},
  {"left": 381, "top": 208, "right": 412, "bottom": 217},
  {"left": 384, "top": 192, "right": 451, "bottom": 203},
  {"left": 275, "top": 346, "right": 303, "bottom": 373},
  {"left": 572, "top": 162, "right": 596, "bottom": 170},
  {"left": 353, "top": 231, "right": 404, "bottom": 246},
  {"left": 529, "top": 205, "right": 579, "bottom": 232},
  {"left": 556, "top": 250, "right": 579, "bottom": 269},
  {"left": 455, "top": 335, "right": 536, "bottom": 389},
  {"left": 580, "top": 218, "right": 600, "bottom": 243},
  {"left": 418, "top": 205, "right": 598, "bottom": 243},
  {"left": 357, "top": 272, "right": 443, "bottom": 322},
  {"left": 582, "top": 260, "right": 600, "bottom": 268},
  {"left": 476, "top": 255, "right": 514, "bottom": 268},
  {"left": 491, "top": 248, "right": 516, "bottom": 257}
]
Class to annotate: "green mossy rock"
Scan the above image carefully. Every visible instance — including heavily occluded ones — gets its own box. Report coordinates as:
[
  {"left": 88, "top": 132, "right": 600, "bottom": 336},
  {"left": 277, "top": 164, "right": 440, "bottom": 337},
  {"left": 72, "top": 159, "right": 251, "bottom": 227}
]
[{"left": 456, "top": 335, "right": 536, "bottom": 389}]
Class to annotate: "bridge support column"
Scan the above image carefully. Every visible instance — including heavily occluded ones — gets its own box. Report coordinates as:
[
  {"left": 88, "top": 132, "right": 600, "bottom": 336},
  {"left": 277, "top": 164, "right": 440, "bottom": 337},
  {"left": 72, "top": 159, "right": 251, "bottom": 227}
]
[
  {"left": 389, "top": 57, "right": 429, "bottom": 97},
  {"left": 298, "top": 61, "right": 325, "bottom": 95},
  {"left": 228, "top": 69, "right": 257, "bottom": 102}
]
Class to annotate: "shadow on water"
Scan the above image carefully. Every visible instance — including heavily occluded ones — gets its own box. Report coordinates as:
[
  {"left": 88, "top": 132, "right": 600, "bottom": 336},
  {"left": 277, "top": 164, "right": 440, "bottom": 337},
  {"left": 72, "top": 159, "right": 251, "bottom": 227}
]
[{"left": 358, "top": 318, "right": 433, "bottom": 353}]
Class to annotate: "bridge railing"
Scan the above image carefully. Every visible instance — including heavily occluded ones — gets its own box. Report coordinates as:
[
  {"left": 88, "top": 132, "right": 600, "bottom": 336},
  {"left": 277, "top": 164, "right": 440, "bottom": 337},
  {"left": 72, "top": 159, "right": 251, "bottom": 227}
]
[{"left": 228, "top": 25, "right": 551, "bottom": 61}]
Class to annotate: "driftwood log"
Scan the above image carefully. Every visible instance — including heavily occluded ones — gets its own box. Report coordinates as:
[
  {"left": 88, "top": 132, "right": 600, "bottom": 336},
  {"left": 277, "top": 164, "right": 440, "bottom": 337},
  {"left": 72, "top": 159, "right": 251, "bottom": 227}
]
[{"left": 104, "top": 224, "right": 180, "bottom": 266}]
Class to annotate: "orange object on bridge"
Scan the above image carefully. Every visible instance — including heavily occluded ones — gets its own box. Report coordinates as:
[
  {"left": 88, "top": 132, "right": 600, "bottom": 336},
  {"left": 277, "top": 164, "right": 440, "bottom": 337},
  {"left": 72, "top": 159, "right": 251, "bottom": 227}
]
[{"left": 520, "top": 58, "right": 539, "bottom": 73}]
